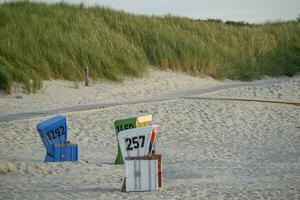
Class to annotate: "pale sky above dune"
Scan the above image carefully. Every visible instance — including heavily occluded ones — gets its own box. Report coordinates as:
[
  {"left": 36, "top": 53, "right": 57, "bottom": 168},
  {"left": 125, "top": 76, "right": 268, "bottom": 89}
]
[{"left": 2, "top": 0, "right": 300, "bottom": 23}]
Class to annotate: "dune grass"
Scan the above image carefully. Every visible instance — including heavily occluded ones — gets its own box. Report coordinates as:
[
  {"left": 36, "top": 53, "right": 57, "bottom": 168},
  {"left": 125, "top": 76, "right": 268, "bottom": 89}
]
[{"left": 0, "top": 1, "right": 299, "bottom": 93}]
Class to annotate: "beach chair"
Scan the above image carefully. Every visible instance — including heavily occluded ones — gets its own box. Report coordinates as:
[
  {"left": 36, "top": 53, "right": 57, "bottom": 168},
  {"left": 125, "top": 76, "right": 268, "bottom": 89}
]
[
  {"left": 37, "top": 115, "right": 78, "bottom": 162},
  {"left": 117, "top": 125, "right": 162, "bottom": 192},
  {"left": 114, "top": 115, "right": 152, "bottom": 164}
]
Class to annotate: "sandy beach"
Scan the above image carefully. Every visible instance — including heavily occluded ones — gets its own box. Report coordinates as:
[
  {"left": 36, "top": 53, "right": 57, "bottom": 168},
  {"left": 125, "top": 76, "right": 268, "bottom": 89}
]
[
  {"left": 0, "top": 68, "right": 223, "bottom": 115},
  {"left": 0, "top": 69, "right": 299, "bottom": 199}
]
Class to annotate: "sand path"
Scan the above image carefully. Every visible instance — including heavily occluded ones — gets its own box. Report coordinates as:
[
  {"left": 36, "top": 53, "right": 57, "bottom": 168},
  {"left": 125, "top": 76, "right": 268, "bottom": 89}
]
[{"left": 0, "top": 76, "right": 297, "bottom": 123}]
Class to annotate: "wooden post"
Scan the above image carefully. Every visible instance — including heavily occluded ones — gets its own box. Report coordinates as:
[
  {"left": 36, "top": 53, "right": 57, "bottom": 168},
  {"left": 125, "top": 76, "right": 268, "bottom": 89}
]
[{"left": 84, "top": 66, "right": 89, "bottom": 86}]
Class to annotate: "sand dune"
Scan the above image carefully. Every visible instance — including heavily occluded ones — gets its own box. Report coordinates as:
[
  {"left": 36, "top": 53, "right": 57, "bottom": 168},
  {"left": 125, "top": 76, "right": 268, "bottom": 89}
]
[{"left": 0, "top": 71, "right": 299, "bottom": 199}]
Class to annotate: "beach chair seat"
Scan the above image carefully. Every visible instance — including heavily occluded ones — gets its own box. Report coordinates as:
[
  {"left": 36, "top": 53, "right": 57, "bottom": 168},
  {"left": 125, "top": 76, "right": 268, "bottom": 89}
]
[{"left": 53, "top": 143, "right": 78, "bottom": 162}]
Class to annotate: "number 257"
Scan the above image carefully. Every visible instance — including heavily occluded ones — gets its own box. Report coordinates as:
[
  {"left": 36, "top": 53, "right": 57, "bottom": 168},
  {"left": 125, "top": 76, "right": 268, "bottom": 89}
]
[{"left": 125, "top": 136, "right": 145, "bottom": 151}]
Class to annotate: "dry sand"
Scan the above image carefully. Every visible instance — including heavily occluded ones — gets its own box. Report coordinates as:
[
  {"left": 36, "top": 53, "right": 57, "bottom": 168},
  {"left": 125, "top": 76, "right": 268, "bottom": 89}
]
[
  {"left": 0, "top": 68, "right": 223, "bottom": 115},
  {"left": 199, "top": 76, "right": 300, "bottom": 102},
  {"left": 0, "top": 70, "right": 299, "bottom": 199}
]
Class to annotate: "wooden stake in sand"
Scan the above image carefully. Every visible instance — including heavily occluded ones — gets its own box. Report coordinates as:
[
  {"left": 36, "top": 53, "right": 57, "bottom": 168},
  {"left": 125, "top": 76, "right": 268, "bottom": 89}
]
[{"left": 84, "top": 66, "right": 89, "bottom": 86}]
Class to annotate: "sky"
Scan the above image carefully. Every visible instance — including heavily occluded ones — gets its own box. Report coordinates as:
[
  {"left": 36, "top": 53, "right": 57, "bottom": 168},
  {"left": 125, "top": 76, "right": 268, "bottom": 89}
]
[{"left": 2, "top": 0, "right": 300, "bottom": 23}]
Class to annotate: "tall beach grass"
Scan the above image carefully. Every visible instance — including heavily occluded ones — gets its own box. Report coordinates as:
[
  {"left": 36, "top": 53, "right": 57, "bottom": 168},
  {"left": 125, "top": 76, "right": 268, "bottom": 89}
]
[{"left": 0, "top": 1, "right": 299, "bottom": 93}]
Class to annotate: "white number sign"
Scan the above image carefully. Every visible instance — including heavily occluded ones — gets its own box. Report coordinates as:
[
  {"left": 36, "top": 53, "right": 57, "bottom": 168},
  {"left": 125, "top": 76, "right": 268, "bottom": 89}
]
[{"left": 117, "top": 125, "right": 159, "bottom": 160}]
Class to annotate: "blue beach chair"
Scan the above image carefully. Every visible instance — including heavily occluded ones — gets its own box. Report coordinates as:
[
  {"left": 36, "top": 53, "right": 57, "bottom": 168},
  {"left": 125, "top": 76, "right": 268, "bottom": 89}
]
[{"left": 37, "top": 115, "right": 78, "bottom": 162}]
